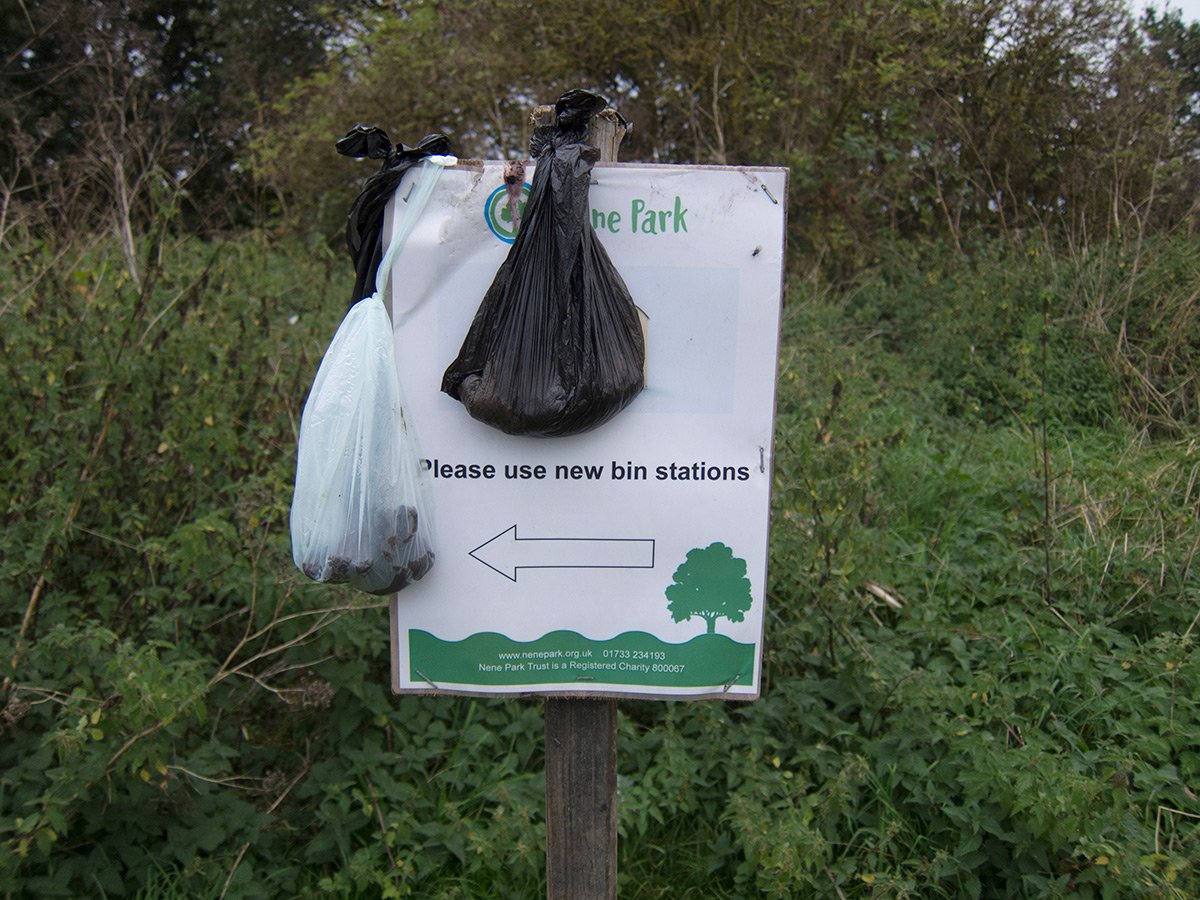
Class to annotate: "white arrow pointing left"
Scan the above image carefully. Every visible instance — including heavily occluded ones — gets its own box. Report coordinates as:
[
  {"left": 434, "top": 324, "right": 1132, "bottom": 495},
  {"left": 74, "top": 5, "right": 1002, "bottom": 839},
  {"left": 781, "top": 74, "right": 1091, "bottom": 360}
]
[{"left": 469, "top": 525, "right": 656, "bottom": 582}]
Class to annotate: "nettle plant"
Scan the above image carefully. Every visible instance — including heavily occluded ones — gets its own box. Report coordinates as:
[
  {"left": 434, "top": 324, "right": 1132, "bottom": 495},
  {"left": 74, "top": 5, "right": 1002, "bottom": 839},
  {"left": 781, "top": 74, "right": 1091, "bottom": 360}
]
[
  {"left": 0, "top": 231, "right": 357, "bottom": 894},
  {"left": 2, "top": 235, "right": 1197, "bottom": 898}
]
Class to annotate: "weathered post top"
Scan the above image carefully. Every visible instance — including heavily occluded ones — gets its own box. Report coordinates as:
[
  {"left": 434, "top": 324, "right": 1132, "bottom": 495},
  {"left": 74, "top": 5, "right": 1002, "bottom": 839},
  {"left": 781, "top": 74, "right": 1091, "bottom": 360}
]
[{"left": 531, "top": 105, "right": 627, "bottom": 161}]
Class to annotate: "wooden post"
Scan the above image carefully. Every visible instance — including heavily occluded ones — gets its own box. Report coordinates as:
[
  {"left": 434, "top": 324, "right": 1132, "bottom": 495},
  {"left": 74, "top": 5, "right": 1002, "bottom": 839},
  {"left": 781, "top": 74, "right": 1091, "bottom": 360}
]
[
  {"left": 531, "top": 104, "right": 627, "bottom": 160},
  {"left": 545, "top": 698, "right": 618, "bottom": 899},
  {"left": 539, "top": 102, "right": 625, "bottom": 900}
]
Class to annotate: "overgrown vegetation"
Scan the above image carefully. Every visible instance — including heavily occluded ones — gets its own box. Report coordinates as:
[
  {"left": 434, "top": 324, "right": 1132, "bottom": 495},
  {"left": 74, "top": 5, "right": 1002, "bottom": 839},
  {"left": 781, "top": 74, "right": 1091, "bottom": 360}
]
[
  {"left": 1, "top": 225, "right": 1196, "bottom": 897},
  {"left": 3, "top": 0, "right": 1200, "bottom": 896}
]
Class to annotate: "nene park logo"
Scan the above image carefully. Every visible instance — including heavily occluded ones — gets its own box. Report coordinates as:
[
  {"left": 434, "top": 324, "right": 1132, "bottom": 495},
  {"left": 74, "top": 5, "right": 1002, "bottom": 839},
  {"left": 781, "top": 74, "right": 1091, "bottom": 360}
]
[{"left": 484, "top": 182, "right": 531, "bottom": 244}]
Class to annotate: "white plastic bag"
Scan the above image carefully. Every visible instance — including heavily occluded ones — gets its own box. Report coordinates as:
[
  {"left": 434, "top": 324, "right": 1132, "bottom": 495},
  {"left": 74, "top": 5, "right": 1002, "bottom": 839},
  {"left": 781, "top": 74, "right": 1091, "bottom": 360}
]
[{"left": 290, "top": 156, "right": 453, "bottom": 594}]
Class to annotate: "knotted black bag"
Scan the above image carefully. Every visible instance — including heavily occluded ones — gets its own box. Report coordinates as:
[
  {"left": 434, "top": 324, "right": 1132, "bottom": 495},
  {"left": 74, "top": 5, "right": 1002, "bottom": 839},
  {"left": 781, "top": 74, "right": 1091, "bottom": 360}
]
[
  {"left": 440, "top": 90, "right": 645, "bottom": 437},
  {"left": 336, "top": 128, "right": 453, "bottom": 306}
]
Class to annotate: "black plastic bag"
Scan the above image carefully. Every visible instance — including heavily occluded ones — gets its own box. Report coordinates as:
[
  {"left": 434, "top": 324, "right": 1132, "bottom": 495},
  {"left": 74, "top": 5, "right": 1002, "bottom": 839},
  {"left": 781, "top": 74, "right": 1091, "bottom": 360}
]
[
  {"left": 336, "top": 128, "right": 453, "bottom": 306},
  {"left": 440, "top": 90, "right": 645, "bottom": 437}
]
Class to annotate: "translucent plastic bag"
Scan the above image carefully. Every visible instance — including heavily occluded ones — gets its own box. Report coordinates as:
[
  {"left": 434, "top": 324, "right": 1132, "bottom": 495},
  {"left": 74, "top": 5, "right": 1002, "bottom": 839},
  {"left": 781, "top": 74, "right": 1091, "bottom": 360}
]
[
  {"left": 291, "top": 156, "right": 452, "bottom": 594},
  {"left": 440, "top": 90, "right": 645, "bottom": 437},
  {"left": 290, "top": 295, "right": 433, "bottom": 593}
]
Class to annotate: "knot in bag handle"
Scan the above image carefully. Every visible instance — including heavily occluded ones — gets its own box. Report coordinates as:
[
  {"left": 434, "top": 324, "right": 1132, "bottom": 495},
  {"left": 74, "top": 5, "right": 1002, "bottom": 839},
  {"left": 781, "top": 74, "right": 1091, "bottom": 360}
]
[
  {"left": 336, "top": 127, "right": 453, "bottom": 167},
  {"left": 369, "top": 154, "right": 457, "bottom": 304},
  {"left": 337, "top": 128, "right": 455, "bottom": 307}
]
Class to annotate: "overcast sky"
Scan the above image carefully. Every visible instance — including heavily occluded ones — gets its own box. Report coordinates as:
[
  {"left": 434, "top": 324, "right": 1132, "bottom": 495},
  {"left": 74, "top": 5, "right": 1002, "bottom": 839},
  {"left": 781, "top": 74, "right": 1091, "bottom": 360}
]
[{"left": 1141, "top": 0, "right": 1200, "bottom": 22}]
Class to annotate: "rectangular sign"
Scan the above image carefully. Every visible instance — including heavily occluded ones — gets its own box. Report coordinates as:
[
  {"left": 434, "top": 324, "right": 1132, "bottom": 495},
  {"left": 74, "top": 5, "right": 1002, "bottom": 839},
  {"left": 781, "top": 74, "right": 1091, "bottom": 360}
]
[{"left": 387, "top": 161, "right": 787, "bottom": 699}]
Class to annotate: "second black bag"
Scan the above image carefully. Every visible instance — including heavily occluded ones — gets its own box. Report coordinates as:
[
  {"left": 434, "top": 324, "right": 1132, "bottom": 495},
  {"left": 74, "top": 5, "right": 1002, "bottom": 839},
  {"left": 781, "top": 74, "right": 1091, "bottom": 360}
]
[{"left": 440, "top": 90, "right": 645, "bottom": 438}]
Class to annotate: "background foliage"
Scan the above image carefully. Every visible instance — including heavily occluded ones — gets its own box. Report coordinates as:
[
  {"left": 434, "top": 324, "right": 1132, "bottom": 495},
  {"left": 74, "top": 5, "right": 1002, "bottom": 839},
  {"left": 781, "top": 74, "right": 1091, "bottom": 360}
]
[
  {"left": 2, "top": 0, "right": 1200, "bottom": 897},
  {"left": 4, "top": 0, "right": 1200, "bottom": 270}
]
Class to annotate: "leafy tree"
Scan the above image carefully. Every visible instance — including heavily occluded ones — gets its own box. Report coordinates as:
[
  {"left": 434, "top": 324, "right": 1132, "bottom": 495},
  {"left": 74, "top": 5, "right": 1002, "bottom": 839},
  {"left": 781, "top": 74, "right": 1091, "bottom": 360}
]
[
  {"left": 257, "top": 0, "right": 1200, "bottom": 270},
  {"left": 1143, "top": 5, "right": 1200, "bottom": 130},
  {"left": 8, "top": 0, "right": 1200, "bottom": 258},
  {"left": 665, "top": 542, "right": 752, "bottom": 635},
  {"left": 0, "top": 0, "right": 332, "bottom": 240}
]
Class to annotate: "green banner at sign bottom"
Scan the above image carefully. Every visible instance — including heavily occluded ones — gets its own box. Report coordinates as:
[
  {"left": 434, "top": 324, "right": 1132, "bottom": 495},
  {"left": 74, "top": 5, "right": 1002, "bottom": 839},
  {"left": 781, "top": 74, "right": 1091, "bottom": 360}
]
[{"left": 409, "top": 630, "right": 755, "bottom": 689}]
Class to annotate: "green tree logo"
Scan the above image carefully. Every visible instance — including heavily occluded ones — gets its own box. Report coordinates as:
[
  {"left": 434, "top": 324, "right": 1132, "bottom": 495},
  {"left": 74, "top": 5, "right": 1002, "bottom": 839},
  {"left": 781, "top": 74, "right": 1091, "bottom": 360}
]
[
  {"left": 665, "top": 542, "right": 752, "bottom": 635},
  {"left": 484, "top": 183, "right": 530, "bottom": 243}
]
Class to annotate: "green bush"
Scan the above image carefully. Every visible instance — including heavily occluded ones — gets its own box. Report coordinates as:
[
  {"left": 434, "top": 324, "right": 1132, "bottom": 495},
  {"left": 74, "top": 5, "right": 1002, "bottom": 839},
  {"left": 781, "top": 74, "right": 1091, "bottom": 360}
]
[
  {"left": 2, "top": 233, "right": 1197, "bottom": 898},
  {"left": 0, "top": 232, "right": 340, "bottom": 896}
]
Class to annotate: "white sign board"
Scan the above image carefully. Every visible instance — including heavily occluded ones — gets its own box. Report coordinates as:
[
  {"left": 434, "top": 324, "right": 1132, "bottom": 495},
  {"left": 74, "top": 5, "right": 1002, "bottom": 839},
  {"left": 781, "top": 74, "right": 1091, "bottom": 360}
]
[{"left": 387, "top": 161, "right": 786, "bottom": 699}]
